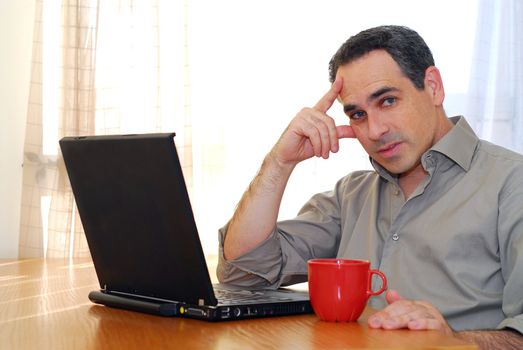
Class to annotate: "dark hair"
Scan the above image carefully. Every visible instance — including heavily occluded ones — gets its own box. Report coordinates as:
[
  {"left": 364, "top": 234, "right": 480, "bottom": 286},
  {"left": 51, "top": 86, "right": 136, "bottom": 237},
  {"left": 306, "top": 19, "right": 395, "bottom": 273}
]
[{"left": 328, "top": 25, "right": 435, "bottom": 89}]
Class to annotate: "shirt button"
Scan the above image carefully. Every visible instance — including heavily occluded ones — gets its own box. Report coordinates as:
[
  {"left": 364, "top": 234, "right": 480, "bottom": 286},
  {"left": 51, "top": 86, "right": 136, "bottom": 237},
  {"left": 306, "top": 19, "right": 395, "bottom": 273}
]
[
  {"left": 392, "top": 233, "right": 399, "bottom": 241},
  {"left": 394, "top": 189, "right": 401, "bottom": 196}
]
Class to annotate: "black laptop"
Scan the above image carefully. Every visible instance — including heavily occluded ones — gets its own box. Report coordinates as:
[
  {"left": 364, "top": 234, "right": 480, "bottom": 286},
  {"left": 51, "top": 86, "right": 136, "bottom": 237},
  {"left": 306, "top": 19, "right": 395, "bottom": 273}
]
[{"left": 59, "top": 133, "right": 311, "bottom": 321}]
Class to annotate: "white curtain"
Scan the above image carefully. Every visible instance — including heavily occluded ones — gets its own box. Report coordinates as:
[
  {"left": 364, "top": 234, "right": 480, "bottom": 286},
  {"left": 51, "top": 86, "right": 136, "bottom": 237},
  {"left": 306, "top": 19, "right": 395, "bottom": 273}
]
[
  {"left": 467, "top": 0, "right": 523, "bottom": 152},
  {"left": 19, "top": 0, "right": 189, "bottom": 258}
]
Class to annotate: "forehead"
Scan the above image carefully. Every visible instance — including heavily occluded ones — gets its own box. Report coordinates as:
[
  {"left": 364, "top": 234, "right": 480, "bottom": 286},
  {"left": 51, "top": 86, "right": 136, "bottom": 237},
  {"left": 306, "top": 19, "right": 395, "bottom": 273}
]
[{"left": 336, "top": 50, "right": 411, "bottom": 103}]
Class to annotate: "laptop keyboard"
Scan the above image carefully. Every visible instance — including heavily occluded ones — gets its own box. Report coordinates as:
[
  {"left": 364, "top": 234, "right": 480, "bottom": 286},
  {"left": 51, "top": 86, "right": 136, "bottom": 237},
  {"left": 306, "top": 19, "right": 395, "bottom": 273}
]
[{"left": 214, "top": 288, "right": 297, "bottom": 303}]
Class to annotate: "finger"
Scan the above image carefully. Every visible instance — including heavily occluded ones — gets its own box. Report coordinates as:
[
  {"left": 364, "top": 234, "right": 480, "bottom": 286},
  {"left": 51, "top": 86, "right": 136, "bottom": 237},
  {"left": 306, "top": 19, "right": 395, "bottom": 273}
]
[
  {"left": 309, "top": 114, "right": 332, "bottom": 158},
  {"left": 382, "top": 308, "right": 429, "bottom": 329},
  {"left": 368, "top": 314, "right": 384, "bottom": 328},
  {"left": 407, "top": 318, "right": 453, "bottom": 335},
  {"left": 336, "top": 125, "right": 356, "bottom": 139},
  {"left": 368, "top": 299, "right": 417, "bottom": 328},
  {"left": 300, "top": 122, "right": 323, "bottom": 158},
  {"left": 369, "top": 298, "right": 451, "bottom": 333},
  {"left": 375, "top": 298, "right": 414, "bottom": 318},
  {"left": 308, "top": 112, "right": 350, "bottom": 154},
  {"left": 408, "top": 318, "right": 438, "bottom": 330},
  {"left": 302, "top": 111, "right": 337, "bottom": 158},
  {"left": 386, "top": 289, "right": 404, "bottom": 304},
  {"left": 313, "top": 77, "right": 343, "bottom": 113},
  {"left": 309, "top": 129, "right": 323, "bottom": 158},
  {"left": 374, "top": 314, "right": 450, "bottom": 334},
  {"left": 324, "top": 116, "right": 338, "bottom": 155},
  {"left": 378, "top": 302, "right": 448, "bottom": 330},
  {"left": 368, "top": 309, "right": 390, "bottom": 328}
]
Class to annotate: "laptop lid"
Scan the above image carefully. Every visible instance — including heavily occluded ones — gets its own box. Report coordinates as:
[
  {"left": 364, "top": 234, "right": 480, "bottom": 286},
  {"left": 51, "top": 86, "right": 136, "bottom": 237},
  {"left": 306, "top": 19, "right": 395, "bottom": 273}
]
[{"left": 59, "top": 133, "right": 218, "bottom": 307}]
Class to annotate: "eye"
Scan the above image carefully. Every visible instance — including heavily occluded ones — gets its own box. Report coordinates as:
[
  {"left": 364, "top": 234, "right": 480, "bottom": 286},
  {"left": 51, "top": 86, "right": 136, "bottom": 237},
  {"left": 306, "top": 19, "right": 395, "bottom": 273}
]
[
  {"left": 349, "top": 110, "right": 367, "bottom": 121},
  {"left": 382, "top": 97, "right": 396, "bottom": 107}
]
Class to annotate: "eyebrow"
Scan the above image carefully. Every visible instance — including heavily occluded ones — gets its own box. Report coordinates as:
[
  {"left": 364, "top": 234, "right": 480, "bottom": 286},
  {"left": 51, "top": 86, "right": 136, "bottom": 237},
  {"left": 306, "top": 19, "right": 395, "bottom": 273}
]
[{"left": 343, "top": 86, "right": 400, "bottom": 114}]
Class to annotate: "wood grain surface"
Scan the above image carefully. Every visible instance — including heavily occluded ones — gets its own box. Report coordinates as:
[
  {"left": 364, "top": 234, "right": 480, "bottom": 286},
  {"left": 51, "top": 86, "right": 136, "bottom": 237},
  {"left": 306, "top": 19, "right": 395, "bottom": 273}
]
[{"left": 0, "top": 258, "right": 477, "bottom": 349}]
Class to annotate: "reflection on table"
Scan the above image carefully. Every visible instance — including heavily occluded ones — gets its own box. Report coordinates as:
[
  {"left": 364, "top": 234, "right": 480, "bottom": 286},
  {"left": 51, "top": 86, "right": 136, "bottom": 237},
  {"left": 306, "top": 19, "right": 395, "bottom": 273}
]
[{"left": 0, "top": 258, "right": 477, "bottom": 349}]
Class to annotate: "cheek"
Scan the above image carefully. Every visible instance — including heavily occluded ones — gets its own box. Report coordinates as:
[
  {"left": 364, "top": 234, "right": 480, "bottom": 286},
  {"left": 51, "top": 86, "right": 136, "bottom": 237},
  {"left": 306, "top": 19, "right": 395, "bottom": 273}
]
[{"left": 353, "top": 129, "right": 373, "bottom": 152}]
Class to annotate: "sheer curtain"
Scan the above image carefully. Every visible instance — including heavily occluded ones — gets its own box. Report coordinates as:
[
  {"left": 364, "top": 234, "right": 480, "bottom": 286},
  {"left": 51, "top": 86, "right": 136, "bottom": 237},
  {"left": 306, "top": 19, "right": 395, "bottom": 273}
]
[
  {"left": 467, "top": 0, "right": 523, "bottom": 152},
  {"left": 19, "top": 0, "right": 189, "bottom": 258}
]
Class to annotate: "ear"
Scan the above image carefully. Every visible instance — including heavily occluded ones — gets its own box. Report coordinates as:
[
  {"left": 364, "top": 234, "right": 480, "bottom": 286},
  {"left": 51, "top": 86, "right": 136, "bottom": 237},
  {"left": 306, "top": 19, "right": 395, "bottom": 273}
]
[{"left": 424, "top": 66, "right": 445, "bottom": 106}]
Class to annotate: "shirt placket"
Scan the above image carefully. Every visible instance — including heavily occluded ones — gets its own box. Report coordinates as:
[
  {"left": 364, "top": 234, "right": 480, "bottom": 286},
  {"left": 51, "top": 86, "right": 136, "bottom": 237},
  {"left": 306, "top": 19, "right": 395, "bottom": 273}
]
[{"left": 381, "top": 154, "right": 436, "bottom": 252}]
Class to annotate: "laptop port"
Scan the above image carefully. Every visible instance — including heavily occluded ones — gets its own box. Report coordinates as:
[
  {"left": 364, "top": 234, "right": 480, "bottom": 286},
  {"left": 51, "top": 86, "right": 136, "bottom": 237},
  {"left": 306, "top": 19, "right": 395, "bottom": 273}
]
[
  {"left": 233, "top": 307, "right": 241, "bottom": 317},
  {"left": 185, "top": 308, "right": 206, "bottom": 317},
  {"left": 247, "top": 307, "right": 258, "bottom": 316},
  {"left": 220, "top": 307, "right": 231, "bottom": 319}
]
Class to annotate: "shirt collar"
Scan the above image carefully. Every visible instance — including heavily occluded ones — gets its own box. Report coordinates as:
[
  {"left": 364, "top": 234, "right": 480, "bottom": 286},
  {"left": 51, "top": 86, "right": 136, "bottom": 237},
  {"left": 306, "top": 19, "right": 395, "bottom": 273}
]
[
  {"left": 430, "top": 116, "right": 478, "bottom": 171},
  {"left": 370, "top": 116, "right": 479, "bottom": 179}
]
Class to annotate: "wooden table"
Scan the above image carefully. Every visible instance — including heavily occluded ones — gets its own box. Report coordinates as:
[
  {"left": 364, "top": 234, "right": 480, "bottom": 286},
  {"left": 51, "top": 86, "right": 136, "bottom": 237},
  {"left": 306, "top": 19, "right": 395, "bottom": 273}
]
[{"left": 0, "top": 258, "right": 477, "bottom": 349}]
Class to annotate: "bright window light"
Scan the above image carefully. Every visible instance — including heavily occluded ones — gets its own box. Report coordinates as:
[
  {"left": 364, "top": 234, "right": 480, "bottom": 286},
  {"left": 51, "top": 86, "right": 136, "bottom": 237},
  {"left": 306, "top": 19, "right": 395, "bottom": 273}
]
[{"left": 42, "top": 0, "right": 61, "bottom": 156}]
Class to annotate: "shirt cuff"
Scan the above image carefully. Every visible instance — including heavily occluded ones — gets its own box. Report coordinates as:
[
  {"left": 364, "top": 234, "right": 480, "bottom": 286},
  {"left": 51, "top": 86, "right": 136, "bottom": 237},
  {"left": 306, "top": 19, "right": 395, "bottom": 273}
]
[
  {"left": 216, "top": 224, "right": 283, "bottom": 289},
  {"left": 497, "top": 315, "right": 523, "bottom": 334}
]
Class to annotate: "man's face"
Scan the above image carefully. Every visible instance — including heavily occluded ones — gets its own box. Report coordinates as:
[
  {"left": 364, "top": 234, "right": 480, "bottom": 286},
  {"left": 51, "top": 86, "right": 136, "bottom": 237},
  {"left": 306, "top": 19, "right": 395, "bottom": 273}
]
[{"left": 336, "top": 50, "right": 445, "bottom": 176}]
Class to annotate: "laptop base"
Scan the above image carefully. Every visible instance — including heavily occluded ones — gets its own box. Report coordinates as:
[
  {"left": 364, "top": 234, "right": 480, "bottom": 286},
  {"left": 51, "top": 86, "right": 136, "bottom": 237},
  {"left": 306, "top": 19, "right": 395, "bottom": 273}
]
[
  {"left": 89, "top": 290, "right": 178, "bottom": 316},
  {"left": 89, "top": 289, "right": 313, "bottom": 321}
]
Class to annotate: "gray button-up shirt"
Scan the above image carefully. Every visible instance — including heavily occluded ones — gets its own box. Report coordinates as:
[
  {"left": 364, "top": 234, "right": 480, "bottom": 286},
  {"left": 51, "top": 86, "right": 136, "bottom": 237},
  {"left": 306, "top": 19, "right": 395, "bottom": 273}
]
[{"left": 217, "top": 116, "right": 523, "bottom": 333}]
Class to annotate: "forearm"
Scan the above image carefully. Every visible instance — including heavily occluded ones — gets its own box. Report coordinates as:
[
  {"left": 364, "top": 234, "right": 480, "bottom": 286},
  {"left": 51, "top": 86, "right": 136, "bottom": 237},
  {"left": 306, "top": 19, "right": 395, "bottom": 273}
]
[
  {"left": 224, "top": 78, "right": 350, "bottom": 260},
  {"left": 224, "top": 151, "right": 295, "bottom": 260},
  {"left": 455, "top": 329, "right": 523, "bottom": 350}
]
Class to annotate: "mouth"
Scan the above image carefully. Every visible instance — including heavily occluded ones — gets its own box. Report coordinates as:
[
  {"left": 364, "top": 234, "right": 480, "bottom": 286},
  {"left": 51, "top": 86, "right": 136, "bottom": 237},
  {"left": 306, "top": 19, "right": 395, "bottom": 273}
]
[{"left": 377, "top": 142, "right": 402, "bottom": 158}]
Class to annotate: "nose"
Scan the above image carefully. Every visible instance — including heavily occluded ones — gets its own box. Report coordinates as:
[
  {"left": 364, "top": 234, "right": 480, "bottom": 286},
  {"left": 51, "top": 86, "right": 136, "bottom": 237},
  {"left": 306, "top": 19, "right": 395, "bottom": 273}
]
[{"left": 367, "top": 114, "right": 389, "bottom": 141}]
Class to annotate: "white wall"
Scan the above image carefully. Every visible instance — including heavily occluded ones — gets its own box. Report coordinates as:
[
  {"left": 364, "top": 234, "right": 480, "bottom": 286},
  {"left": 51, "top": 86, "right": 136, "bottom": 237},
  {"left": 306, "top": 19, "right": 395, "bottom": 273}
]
[
  {"left": 188, "top": 0, "right": 478, "bottom": 254},
  {"left": 0, "top": 0, "right": 35, "bottom": 257}
]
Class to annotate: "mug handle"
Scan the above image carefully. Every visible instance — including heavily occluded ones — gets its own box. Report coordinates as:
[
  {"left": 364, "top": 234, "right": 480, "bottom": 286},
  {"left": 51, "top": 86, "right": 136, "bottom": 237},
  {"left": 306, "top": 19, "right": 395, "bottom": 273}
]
[{"left": 367, "top": 269, "right": 387, "bottom": 296}]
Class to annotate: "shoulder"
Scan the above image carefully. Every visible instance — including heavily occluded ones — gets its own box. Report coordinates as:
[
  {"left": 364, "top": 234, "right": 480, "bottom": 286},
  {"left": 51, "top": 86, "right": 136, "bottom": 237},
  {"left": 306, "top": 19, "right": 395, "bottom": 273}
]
[
  {"left": 477, "top": 140, "right": 523, "bottom": 164},
  {"left": 475, "top": 140, "right": 523, "bottom": 179},
  {"left": 474, "top": 140, "right": 523, "bottom": 195}
]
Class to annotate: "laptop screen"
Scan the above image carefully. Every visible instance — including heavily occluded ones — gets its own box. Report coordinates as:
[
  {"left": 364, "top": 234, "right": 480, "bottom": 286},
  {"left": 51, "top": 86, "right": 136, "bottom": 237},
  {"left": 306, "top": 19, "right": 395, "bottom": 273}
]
[{"left": 60, "top": 133, "right": 218, "bottom": 306}]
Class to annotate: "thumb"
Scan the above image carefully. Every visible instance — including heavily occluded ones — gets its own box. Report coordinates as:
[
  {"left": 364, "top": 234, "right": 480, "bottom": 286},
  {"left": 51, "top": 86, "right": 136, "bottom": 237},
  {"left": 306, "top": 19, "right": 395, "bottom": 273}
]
[
  {"left": 385, "top": 289, "right": 403, "bottom": 304},
  {"left": 336, "top": 125, "right": 356, "bottom": 139}
]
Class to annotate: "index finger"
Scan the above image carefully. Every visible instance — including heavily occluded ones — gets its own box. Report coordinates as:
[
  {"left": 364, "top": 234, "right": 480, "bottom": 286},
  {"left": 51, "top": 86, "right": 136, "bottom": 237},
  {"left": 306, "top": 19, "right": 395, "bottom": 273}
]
[{"left": 313, "top": 77, "right": 343, "bottom": 113}]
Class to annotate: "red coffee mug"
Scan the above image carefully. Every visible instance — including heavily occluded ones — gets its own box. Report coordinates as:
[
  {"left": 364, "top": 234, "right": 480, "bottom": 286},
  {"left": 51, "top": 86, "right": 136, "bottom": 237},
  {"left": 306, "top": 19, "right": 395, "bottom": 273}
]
[{"left": 308, "top": 259, "right": 387, "bottom": 322}]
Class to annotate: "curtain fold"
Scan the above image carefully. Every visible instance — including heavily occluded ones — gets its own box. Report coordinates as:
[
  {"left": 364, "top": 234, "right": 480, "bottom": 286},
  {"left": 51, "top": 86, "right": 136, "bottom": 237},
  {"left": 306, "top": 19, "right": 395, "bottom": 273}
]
[
  {"left": 19, "top": 0, "right": 190, "bottom": 258},
  {"left": 19, "top": 0, "right": 104, "bottom": 258},
  {"left": 466, "top": 0, "right": 523, "bottom": 152}
]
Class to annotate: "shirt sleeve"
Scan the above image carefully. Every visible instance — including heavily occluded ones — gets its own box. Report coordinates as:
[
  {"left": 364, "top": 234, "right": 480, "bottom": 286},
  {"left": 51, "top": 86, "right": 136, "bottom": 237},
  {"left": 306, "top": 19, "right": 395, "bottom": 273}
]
[
  {"left": 216, "top": 224, "right": 285, "bottom": 289},
  {"left": 496, "top": 169, "right": 523, "bottom": 334},
  {"left": 216, "top": 178, "right": 346, "bottom": 289}
]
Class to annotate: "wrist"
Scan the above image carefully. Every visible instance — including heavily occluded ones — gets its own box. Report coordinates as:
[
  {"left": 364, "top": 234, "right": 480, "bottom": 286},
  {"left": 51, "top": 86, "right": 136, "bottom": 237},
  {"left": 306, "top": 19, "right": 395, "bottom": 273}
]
[
  {"left": 453, "top": 329, "right": 523, "bottom": 350},
  {"left": 266, "top": 149, "right": 297, "bottom": 174}
]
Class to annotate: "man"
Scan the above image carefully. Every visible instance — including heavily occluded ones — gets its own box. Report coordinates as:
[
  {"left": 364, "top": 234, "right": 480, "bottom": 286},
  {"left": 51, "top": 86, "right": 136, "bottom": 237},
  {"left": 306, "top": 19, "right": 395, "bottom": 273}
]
[{"left": 217, "top": 25, "right": 523, "bottom": 348}]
